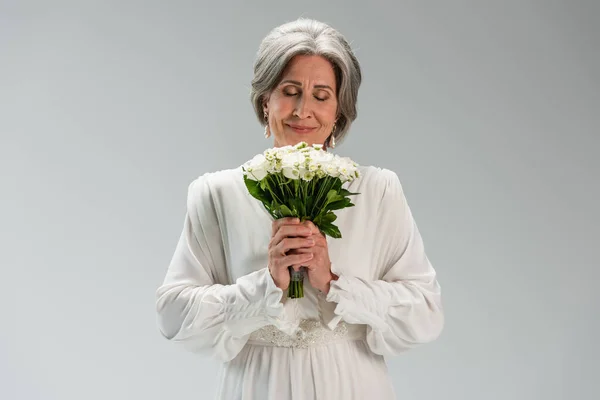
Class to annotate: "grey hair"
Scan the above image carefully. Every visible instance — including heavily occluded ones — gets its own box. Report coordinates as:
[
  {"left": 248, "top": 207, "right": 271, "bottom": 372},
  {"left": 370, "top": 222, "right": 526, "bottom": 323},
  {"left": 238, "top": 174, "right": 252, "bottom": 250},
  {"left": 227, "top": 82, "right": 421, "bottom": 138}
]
[{"left": 250, "top": 18, "right": 362, "bottom": 146}]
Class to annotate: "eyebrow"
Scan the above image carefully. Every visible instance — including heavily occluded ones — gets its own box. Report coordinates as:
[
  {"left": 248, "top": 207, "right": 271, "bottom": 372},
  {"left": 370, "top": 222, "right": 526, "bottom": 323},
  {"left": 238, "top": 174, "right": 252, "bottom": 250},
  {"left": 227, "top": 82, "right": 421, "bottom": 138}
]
[{"left": 279, "top": 80, "right": 334, "bottom": 91}]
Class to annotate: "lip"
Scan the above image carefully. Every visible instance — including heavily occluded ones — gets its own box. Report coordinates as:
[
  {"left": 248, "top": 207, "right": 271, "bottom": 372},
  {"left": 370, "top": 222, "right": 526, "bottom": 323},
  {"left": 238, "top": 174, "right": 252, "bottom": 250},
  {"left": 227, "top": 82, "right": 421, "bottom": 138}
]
[{"left": 287, "top": 124, "right": 318, "bottom": 133}]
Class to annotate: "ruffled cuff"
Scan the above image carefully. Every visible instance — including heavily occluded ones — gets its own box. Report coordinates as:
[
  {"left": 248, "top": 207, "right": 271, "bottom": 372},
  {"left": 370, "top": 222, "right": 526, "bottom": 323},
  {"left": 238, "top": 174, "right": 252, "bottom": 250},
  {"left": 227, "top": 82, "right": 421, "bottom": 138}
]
[
  {"left": 322, "top": 275, "right": 390, "bottom": 332},
  {"left": 220, "top": 267, "right": 298, "bottom": 338}
]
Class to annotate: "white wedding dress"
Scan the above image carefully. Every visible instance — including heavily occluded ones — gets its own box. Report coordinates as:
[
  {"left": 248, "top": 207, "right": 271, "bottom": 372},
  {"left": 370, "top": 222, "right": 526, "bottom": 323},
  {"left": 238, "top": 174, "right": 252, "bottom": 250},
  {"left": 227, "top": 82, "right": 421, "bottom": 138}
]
[{"left": 155, "top": 164, "right": 444, "bottom": 400}]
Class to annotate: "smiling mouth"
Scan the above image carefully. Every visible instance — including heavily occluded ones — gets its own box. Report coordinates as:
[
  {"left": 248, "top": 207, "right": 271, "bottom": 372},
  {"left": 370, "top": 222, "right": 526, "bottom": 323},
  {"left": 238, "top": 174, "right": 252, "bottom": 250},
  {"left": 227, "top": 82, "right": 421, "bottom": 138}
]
[{"left": 287, "top": 124, "right": 317, "bottom": 133}]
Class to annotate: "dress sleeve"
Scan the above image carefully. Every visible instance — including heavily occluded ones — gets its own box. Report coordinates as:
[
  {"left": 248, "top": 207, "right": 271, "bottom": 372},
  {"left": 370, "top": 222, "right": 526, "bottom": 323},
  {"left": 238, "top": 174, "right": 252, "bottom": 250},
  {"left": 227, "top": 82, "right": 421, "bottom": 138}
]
[
  {"left": 321, "top": 169, "right": 444, "bottom": 357},
  {"left": 155, "top": 176, "right": 295, "bottom": 362}
]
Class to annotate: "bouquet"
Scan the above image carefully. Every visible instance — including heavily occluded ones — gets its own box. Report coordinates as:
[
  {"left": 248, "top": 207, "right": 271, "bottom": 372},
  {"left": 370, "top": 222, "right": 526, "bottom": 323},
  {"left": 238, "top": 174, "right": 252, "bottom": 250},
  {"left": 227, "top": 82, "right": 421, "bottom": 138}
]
[{"left": 242, "top": 142, "right": 360, "bottom": 298}]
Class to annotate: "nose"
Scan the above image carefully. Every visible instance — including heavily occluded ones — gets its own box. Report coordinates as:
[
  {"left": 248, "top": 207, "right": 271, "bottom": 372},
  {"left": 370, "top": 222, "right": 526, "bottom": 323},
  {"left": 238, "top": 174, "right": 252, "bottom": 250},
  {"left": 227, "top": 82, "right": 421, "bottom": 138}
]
[{"left": 294, "top": 94, "right": 312, "bottom": 119}]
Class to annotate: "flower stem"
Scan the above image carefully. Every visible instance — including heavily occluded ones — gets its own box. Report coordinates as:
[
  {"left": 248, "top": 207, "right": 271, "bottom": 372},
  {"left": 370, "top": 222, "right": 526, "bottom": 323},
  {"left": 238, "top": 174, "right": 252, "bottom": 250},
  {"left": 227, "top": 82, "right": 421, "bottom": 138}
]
[{"left": 288, "top": 267, "right": 304, "bottom": 299}]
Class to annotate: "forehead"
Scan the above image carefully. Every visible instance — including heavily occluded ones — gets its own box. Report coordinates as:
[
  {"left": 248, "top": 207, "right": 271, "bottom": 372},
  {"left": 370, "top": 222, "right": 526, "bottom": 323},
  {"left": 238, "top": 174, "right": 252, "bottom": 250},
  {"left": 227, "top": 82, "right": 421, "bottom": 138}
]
[{"left": 281, "top": 54, "right": 336, "bottom": 85}]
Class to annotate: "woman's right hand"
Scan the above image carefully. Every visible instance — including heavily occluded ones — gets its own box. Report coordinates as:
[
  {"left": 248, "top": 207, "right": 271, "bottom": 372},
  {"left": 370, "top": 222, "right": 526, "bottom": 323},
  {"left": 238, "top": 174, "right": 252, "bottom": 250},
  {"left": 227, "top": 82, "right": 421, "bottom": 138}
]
[{"left": 268, "top": 217, "right": 315, "bottom": 291}]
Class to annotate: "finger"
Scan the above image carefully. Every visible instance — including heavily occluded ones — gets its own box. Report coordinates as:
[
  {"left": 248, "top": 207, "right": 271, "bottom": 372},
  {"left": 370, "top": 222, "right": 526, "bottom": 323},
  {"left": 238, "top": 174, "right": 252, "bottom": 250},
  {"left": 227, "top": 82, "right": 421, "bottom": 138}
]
[
  {"left": 290, "top": 260, "right": 311, "bottom": 271},
  {"left": 272, "top": 225, "right": 312, "bottom": 245},
  {"left": 279, "top": 252, "right": 313, "bottom": 269},
  {"left": 275, "top": 237, "right": 315, "bottom": 254},
  {"left": 314, "top": 236, "right": 327, "bottom": 248},
  {"left": 287, "top": 247, "right": 313, "bottom": 255},
  {"left": 272, "top": 217, "right": 300, "bottom": 236},
  {"left": 303, "top": 263, "right": 317, "bottom": 271},
  {"left": 287, "top": 248, "right": 316, "bottom": 272},
  {"left": 297, "top": 232, "right": 326, "bottom": 248},
  {"left": 301, "top": 220, "right": 320, "bottom": 234}
]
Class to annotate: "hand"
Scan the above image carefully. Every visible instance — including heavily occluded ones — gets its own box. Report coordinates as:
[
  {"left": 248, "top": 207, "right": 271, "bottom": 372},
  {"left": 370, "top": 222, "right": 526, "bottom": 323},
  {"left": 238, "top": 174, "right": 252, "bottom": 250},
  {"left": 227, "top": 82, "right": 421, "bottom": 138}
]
[
  {"left": 268, "top": 217, "right": 315, "bottom": 291},
  {"left": 289, "top": 221, "right": 337, "bottom": 294}
]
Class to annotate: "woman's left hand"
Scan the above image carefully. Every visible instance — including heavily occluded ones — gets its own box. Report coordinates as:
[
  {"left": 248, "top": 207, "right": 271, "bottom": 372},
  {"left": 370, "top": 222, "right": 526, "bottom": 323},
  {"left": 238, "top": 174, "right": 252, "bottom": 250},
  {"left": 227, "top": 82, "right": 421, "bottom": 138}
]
[{"left": 289, "top": 220, "right": 337, "bottom": 294}]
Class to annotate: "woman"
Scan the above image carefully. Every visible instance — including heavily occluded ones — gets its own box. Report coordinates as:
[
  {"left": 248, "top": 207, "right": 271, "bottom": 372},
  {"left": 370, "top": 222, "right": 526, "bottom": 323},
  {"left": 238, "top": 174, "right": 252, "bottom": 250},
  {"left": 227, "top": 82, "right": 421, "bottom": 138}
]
[{"left": 156, "top": 18, "right": 443, "bottom": 399}]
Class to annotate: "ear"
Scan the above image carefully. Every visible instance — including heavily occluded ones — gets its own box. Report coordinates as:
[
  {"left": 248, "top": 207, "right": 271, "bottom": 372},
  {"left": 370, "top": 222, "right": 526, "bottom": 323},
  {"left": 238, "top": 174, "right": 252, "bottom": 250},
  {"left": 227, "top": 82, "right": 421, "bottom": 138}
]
[{"left": 262, "top": 95, "right": 270, "bottom": 115}]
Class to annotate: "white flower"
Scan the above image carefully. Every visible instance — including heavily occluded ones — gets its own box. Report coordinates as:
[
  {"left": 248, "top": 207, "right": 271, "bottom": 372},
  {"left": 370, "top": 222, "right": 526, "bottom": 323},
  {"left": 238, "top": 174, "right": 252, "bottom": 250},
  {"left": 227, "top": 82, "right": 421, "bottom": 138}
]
[
  {"left": 243, "top": 142, "right": 360, "bottom": 183},
  {"left": 294, "top": 142, "right": 309, "bottom": 150},
  {"left": 324, "top": 163, "right": 340, "bottom": 178},
  {"left": 281, "top": 151, "right": 305, "bottom": 180},
  {"left": 334, "top": 156, "right": 360, "bottom": 182},
  {"left": 301, "top": 170, "right": 316, "bottom": 181},
  {"left": 243, "top": 153, "right": 270, "bottom": 180}
]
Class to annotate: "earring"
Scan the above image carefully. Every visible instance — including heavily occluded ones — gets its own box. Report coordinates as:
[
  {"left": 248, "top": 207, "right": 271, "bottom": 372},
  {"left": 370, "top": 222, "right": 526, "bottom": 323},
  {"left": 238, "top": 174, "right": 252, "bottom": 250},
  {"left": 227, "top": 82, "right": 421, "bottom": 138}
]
[
  {"left": 330, "top": 123, "right": 337, "bottom": 148},
  {"left": 264, "top": 111, "right": 271, "bottom": 139}
]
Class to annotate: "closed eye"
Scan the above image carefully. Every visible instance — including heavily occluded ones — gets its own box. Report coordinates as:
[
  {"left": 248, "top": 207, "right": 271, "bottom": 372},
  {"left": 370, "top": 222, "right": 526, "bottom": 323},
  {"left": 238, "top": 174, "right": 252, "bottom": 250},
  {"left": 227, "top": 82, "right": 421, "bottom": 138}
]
[{"left": 283, "top": 87, "right": 329, "bottom": 101}]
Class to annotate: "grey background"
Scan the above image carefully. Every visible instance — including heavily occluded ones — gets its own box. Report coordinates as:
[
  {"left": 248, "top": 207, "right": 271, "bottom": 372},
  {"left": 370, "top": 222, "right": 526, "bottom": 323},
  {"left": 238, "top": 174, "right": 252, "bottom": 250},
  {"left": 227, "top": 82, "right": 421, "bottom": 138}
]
[{"left": 1, "top": 1, "right": 598, "bottom": 399}]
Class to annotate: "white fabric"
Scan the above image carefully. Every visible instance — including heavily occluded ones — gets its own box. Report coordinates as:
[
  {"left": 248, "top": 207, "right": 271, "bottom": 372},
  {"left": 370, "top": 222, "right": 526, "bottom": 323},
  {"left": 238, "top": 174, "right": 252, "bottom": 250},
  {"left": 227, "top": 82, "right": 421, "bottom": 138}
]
[{"left": 155, "top": 164, "right": 444, "bottom": 399}]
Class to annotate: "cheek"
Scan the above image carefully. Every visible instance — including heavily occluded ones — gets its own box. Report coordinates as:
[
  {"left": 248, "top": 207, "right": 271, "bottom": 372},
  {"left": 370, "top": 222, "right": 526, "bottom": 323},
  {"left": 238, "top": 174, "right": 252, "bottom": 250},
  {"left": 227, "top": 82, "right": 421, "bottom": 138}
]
[
  {"left": 270, "top": 95, "right": 295, "bottom": 117},
  {"left": 317, "top": 103, "right": 338, "bottom": 124}
]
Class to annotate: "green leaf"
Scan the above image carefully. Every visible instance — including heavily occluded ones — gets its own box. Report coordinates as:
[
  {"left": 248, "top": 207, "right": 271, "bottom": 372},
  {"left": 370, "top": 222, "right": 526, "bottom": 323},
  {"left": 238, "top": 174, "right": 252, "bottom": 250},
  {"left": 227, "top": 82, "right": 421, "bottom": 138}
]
[
  {"left": 322, "top": 212, "right": 337, "bottom": 224},
  {"left": 339, "top": 188, "right": 360, "bottom": 197},
  {"left": 320, "top": 223, "right": 342, "bottom": 238},
  {"left": 279, "top": 204, "right": 295, "bottom": 217},
  {"left": 244, "top": 177, "right": 271, "bottom": 204},
  {"left": 326, "top": 198, "right": 353, "bottom": 211},
  {"left": 259, "top": 179, "right": 268, "bottom": 191},
  {"left": 312, "top": 214, "right": 322, "bottom": 226},
  {"left": 326, "top": 190, "right": 343, "bottom": 205}
]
